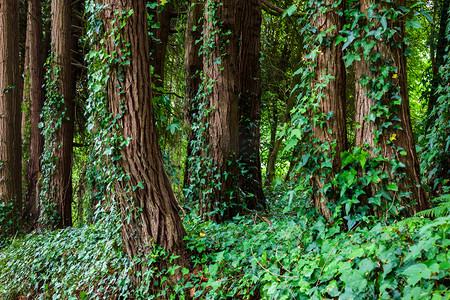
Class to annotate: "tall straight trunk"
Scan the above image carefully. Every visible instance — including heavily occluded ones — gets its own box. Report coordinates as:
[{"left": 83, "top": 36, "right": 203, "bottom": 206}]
[
  {"left": 238, "top": 0, "right": 265, "bottom": 209},
  {"left": 23, "top": 0, "right": 45, "bottom": 229},
  {"left": 427, "top": 0, "right": 449, "bottom": 122},
  {"left": 311, "top": 0, "right": 347, "bottom": 221},
  {"left": 150, "top": 0, "right": 172, "bottom": 93},
  {"left": 0, "top": 0, "right": 22, "bottom": 235},
  {"left": 49, "top": 0, "right": 74, "bottom": 228},
  {"left": 102, "top": 0, "right": 190, "bottom": 289},
  {"left": 202, "top": 0, "right": 244, "bottom": 222},
  {"left": 265, "top": 44, "right": 291, "bottom": 185},
  {"left": 354, "top": 0, "right": 429, "bottom": 216},
  {"left": 183, "top": 0, "right": 204, "bottom": 191}
]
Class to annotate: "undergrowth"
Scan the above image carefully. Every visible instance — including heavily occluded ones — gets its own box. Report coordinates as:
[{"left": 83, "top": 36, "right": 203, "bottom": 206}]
[{"left": 1, "top": 196, "right": 449, "bottom": 299}]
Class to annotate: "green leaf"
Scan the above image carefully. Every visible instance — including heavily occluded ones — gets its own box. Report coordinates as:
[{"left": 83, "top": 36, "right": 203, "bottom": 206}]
[
  {"left": 283, "top": 5, "right": 297, "bottom": 17},
  {"left": 401, "top": 263, "right": 431, "bottom": 285},
  {"left": 405, "top": 19, "right": 423, "bottom": 29}
]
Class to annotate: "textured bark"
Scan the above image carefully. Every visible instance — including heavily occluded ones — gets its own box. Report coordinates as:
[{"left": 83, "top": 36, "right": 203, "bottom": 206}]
[
  {"left": 23, "top": 0, "right": 45, "bottom": 229},
  {"left": 183, "top": 0, "right": 204, "bottom": 191},
  {"left": 354, "top": 0, "right": 429, "bottom": 216},
  {"left": 102, "top": 0, "right": 190, "bottom": 289},
  {"left": 238, "top": 0, "right": 265, "bottom": 209},
  {"left": 202, "top": 0, "right": 244, "bottom": 222},
  {"left": 311, "top": 0, "right": 347, "bottom": 221},
  {"left": 0, "top": 0, "right": 22, "bottom": 234},
  {"left": 49, "top": 0, "right": 74, "bottom": 228}
]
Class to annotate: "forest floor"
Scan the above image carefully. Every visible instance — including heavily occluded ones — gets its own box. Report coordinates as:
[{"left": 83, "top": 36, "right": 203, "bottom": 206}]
[{"left": 0, "top": 188, "right": 449, "bottom": 299}]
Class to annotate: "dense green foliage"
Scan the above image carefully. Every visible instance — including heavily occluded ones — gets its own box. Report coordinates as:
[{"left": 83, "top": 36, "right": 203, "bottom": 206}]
[{"left": 1, "top": 197, "right": 449, "bottom": 299}]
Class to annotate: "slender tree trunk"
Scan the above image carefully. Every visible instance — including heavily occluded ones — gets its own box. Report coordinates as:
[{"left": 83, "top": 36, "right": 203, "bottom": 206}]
[
  {"left": 266, "top": 93, "right": 295, "bottom": 185},
  {"left": 0, "top": 0, "right": 22, "bottom": 235},
  {"left": 238, "top": 0, "right": 265, "bottom": 209},
  {"left": 427, "top": 0, "right": 449, "bottom": 127},
  {"left": 311, "top": 0, "right": 347, "bottom": 221},
  {"left": 102, "top": 0, "right": 190, "bottom": 290},
  {"left": 183, "top": 0, "right": 204, "bottom": 191},
  {"left": 149, "top": 0, "right": 172, "bottom": 94},
  {"left": 22, "top": 0, "right": 45, "bottom": 229},
  {"left": 265, "top": 44, "right": 290, "bottom": 185},
  {"left": 48, "top": 0, "right": 74, "bottom": 228},
  {"left": 201, "top": 0, "right": 244, "bottom": 222},
  {"left": 354, "top": 0, "right": 429, "bottom": 216}
]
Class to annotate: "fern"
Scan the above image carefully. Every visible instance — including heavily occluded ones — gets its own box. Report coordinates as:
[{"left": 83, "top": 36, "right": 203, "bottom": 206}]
[{"left": 416, "top": 194, "right": 450, "bottom": 218}]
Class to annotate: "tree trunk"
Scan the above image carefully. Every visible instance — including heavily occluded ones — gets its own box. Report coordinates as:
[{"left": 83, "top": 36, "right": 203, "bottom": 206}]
[
  {"left": 311, "top": 0, "right": 348, "bottom": 221},
  {"left": 183, "top": 0, "right": 204, "bottom": 192},
  {"left": 149, "top": 0, "right": 172, "bottom": 94},
  {"left": 266, "top": 93, "right": 295, "bottom": 185},
  {"left": 201, "top": 0, "right": 244, "bottom": 222},
  {"left": 22, "top": 0, "right": 45, "bottom": 229},
  {"left": 265, "top": 44, "right": 291, "bottom": 185},
  {"left": 238, "top": 0, "right": 265, "bottom": 209},
  {"left": 102, "top": 0, "right": 190, "bottom": 290},
  {"left": 354, "top": 0, "right": 429, "bottom": 216},
  {"left": 427, "top": 0, "right": 449, "bottom": 124},
  {"left": 46, "top": 0, "right": 74, "bottom": 228},
  {"left": 0, "top": 0, "right": 22, "bottom": 235}
]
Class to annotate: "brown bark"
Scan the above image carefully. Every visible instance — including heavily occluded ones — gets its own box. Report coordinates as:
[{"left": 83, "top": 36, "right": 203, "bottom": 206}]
[
  {"left": 0, "top": 0, "right": 22, "bottom": 235},
  {"left": 354, "top": 0, "right": 429, "bottom": 216},
  {"left": 311, "top": 0, "right": 347, "bottom": 221},
  {"left": 183, "top": 0, "right": 204, "bottom": 191},
  {"left": 22, "top": 0, "right": 45, "bottom": 229},
  {"left": 238, "top": 0, "right": 265, "bottom": 209},
  {"left": 48, "top": 0, "right": 75, "bottom": 228},
  {"left": 102, "top": 0, "right": 190, "bottom": 290},
  {"left": 202, "top": 0, "right": 244, "bottom": 222}
]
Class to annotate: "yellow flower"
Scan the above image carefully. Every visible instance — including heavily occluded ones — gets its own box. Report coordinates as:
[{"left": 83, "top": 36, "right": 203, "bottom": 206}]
[
  {"left": 389, "top": 133, "right": 396, "bottom": 141},
  {"left": 200, "top": 232, "right": 205, "bottom": 237}
]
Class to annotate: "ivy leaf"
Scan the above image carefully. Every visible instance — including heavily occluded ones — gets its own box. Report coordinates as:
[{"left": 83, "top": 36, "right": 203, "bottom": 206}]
[
  {"left": 343, "top": 53, "right": 361, "bottom": 67},
  {"left": 401, "top": 263, "right": 431, "bottom": 285},
  {"left": 405, "top": 19, "right": 423, "bottom": 29},
  {"left": 283, "top": 5, "right": 297, "bottom": 18}
]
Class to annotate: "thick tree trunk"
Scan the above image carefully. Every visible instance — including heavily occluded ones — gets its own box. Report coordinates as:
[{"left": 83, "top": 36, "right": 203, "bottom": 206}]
[
  {"left": 238, "top": 0, "right": 265, "bottom": 209},
  {"left": 311, "top": 0, "right": 347, "bottom": 221},
  {"left": 354, "top": 0, "right": 429, "bottom": 216},
  {"left": 0, "top": 0, "right": 22, "bottom": 235},
  {"left": 47, "top": 0, "right": 74, "bottom": 228},
  {"left": 202, "top": 0, "right": 244, "bottom": 222},
  {"left": 102, "top": 0, "right": 190, "bottom": 290},
  {"left": 183, "top": 0, "right": 204, "bottom": 192},
  {"left": 22, "top": 0, "right": 45, "bottom": 229}
]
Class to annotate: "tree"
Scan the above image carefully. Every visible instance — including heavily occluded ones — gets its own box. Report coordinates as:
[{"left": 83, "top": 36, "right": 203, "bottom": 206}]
[
  {"left": 0, "top": 0, "right": 22, "bottom": 235},
  {"left": 354, "top": 0, "right": 429, "bottom": 216},
  {"left": 22, "top": 0, "right": 45, "bottom": 229},
  {"left": 101, "top": 0, "right": 190, "bottom": 288},
  {"left": 183, "top": 0, "right": 204, "bottom": 191},
  {"left": 43, "top": 0, "right": 75, "bottom": 228},
  {"left": 238, "top": 0, "right": 265, "bottom": 209},
  {"left": 311, "top": 0, "right": 348, "bottom": 220},
  {"left": 201, "top": 0, "right": 244, "bottom": 221}
]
